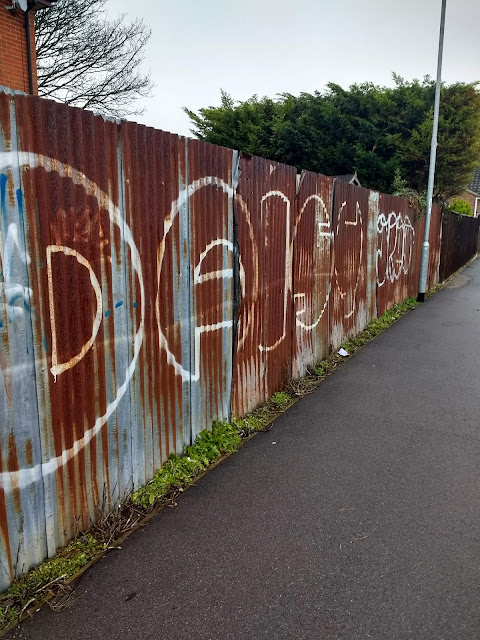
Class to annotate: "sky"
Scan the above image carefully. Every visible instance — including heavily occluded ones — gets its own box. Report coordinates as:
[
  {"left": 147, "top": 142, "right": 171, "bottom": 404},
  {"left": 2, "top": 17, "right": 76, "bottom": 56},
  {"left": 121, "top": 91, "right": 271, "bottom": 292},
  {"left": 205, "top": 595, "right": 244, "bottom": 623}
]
[{"left": 104, "top": 0, "right": 480, "bottom": 137}]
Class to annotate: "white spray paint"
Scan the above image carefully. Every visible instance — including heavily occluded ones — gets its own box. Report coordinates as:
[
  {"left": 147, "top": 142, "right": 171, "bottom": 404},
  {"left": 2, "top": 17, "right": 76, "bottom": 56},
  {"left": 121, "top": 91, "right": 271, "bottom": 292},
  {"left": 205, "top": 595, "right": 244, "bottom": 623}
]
[
  {"left": 258, "top": 191, "right": 291, "bottom": 353},
  {"left": 0, "top": 152, "right": 145, "bottom": 493},
  {"left": 293, "top": 194, "right": 333, "bottom": 330},
  {"left": 47, "top": 245, "right": 103, "bottom": 380},
  {"left": 376, "top": 211, "right": 415, "bottom": 287},
  {"left": 334, "top": 201, "right": 363, "bottom": 319},
  {"left": 0, "top": 223, "right": 32, "bottom": 323}
]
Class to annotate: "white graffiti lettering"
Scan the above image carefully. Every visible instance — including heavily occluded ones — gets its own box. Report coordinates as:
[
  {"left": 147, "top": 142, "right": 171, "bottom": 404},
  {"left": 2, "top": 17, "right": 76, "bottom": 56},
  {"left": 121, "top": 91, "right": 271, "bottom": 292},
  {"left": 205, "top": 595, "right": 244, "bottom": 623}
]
[
  {"left": 47, "top": 245, "right": 103, "bottom": 380},
  {"left": 376, "top": 211, "right": 415, "bottom": 287},
  {"left": 156, "top": 177, "right": 237, "bottom": 383},
  {"left": 0, "top": 151, "right": 145, "bottom": 493},
  {"left": 258, "top": 191, "right": 291, "bottom": 352},
  {"left": 334, "top": 201, "right": 363, "bottom": 319},
  {"left": 293, "top": 194, "right": 333, "bottom": 330}
]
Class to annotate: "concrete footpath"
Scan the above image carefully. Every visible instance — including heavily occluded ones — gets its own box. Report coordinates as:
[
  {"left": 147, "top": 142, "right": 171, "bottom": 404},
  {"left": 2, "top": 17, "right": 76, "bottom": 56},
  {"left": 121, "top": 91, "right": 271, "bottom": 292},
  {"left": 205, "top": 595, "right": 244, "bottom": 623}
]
[{"left": 9, "top": 258, "right": 480, "bottom": 640}]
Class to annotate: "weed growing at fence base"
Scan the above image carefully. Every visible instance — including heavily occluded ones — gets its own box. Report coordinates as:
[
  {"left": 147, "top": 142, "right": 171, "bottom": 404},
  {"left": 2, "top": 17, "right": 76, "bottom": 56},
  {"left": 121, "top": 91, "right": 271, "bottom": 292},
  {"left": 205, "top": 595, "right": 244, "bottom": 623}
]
[
  {"left": 131, "top": 422, "right": 242, "bottom": 508},
  {"left": 270, "top": 391, "right": 294, "bottom": 411},
  {"left": 0, "top": 534, "right": 103, "bottom": 629},
  {"left": 0, "top": 296, "right": 420, "bottom": 634},
  {"left": 343, "top": 298, "right": 419, "bottom": 354}
]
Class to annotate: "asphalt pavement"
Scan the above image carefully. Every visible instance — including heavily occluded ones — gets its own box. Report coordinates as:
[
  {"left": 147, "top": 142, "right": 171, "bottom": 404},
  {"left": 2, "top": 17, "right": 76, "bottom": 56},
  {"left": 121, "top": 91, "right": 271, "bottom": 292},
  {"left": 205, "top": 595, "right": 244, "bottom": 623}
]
[{"left": 8, "top": 258, "right": 480, "bottom": 640}]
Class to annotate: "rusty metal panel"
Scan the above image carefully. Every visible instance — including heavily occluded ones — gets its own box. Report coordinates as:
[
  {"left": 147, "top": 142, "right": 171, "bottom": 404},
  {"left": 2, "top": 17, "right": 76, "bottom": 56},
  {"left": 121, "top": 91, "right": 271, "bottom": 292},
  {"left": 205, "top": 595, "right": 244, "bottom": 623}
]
[
  {"left": 412, "top": 204, "right": 443, "bottom": 294},
  {"left": 0, "top": 88, "right": 459, "bottom": 593},
  {"left": 187, "top": 139, "right": 235, "bottom": 440},
  {"left": 427, "top": 204, "right": 442, "bottom": 288},
  {"left": 121, "top": 123, "right": 189, "bottom": 485},
  {"left": 376, "top": 199, "right": 444, "bottom": 316},
  {"left": 231, "top": 154, "right": 295, "bottom": 415},
  {"left": 262, "top": 160, "right": 296, "bottom": 399},
  {"left": 13, "top": 95, "right": 135, "bottom": 559},
  {"left": 330, "top": 181, "right": 371, "bottom": 350},
  {"left": 231, "top": 154, "right": 266, "bottom": 416},
  {"left": 376, "top": 193, "right": 417, "bottom": 315},
  {"left": 0, "top": 91, "right": 48, "bottom": 592},
  {"left": 292, "top": 171, "right": 333, "bottom": 377}
]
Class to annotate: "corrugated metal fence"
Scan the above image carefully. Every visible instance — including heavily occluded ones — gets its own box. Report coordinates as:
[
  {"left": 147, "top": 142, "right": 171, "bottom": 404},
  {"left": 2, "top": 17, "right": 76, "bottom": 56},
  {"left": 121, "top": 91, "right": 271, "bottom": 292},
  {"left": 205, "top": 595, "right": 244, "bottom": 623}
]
[{"left": 0, "top": 89, "right": 472, "bottom": 591}]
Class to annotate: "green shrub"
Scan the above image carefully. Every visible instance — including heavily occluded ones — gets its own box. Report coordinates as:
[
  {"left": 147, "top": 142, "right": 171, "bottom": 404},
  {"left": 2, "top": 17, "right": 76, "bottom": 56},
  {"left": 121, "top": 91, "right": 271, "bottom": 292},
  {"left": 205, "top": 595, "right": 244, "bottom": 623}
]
[{"left": 446, "top": 198, "right": 473, "bottom": 216}]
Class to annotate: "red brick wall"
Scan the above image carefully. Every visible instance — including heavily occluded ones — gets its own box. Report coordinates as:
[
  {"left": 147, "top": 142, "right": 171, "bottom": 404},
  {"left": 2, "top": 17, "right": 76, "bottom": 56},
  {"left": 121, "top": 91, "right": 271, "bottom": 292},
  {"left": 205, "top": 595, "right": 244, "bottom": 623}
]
[
  {"left": 0, "top": 0, "right": 37, "bottom": 93},
  {"left": 454, "top": 190, "right": 479, "bottom": 214}
]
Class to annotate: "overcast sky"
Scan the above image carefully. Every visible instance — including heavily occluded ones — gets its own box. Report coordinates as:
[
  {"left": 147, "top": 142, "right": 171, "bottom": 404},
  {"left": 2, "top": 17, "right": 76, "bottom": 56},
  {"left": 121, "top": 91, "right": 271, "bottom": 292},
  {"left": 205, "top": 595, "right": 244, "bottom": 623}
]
[{"left": 104, "top": 0, "right": 480, "bottom": 137}]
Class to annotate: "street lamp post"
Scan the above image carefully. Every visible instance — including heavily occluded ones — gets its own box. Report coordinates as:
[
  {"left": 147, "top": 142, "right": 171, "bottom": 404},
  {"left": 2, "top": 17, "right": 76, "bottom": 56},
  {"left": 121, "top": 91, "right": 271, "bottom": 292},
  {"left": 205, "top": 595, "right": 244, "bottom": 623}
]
[{"left": 417, "top": 0, "right": 448, "bottom": 302}]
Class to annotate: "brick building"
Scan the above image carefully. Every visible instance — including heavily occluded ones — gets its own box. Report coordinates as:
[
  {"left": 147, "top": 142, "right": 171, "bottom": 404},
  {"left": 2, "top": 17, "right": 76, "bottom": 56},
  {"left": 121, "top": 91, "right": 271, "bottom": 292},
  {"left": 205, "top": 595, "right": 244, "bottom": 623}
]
[
  {"left": 0, "top": 0, "right": 56, "bottom": 94},
  {"left": 455, "top": 166, "right": 480, "bottom": 217}
]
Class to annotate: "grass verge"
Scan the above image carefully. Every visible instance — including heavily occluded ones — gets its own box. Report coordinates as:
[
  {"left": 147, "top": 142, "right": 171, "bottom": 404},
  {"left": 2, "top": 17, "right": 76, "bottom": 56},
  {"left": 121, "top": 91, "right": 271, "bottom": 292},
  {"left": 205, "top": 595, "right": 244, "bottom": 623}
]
[{"left": 0, "top": 296, "right": 421, "bottom": 634}]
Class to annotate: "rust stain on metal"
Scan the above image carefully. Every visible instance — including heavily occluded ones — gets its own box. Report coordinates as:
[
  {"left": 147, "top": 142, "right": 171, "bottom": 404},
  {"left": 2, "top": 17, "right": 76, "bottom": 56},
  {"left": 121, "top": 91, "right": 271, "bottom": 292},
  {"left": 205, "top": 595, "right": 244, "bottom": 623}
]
[
  {"left": 25, "top": 440, "right": 33, "bottom": 466},
  {"left": 262, "top": 160, "right": 296, "bottom": 399},
  {"left": 293, "top": 171, "right": 333, "bottom": 377},
  {"left": 231, "top": 154, "right": 265, "bottom": 417},
  {"left": 232, "top": 155, "right": 298, "bottom": 414},
  {"left": 330, "top": 181, "right": 370, "bottom": 349},
  {"left": 187, "top": 138, "right": 235, "bottom": 438},
  {"left": 427, "top": 204, "right": 442, "bottom": 288},
  {"left": 376, "top": 194, "right": 417, "bottom": 315}
]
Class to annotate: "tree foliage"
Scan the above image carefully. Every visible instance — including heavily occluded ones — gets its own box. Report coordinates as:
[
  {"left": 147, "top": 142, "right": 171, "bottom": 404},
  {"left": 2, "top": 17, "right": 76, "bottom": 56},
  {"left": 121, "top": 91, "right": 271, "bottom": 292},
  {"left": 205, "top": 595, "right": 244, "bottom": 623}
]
[
  {"left": 185, "top": 77, "right": 480, "bottom": 198},
  {"left": 35, "top": 0, "right": 153, "bottom": 118},
  {"left": 392, "top": 168, "right": 427, "bottom": 215}
]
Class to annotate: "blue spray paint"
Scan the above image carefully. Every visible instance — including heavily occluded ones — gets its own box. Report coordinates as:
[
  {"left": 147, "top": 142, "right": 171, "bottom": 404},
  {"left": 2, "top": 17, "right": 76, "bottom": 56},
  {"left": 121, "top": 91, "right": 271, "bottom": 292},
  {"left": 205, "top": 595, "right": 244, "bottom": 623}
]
[
  {"left": 0, "top": 174, "right": 7, "bottom": 219},
  {"left": 0, "top": 174, "right": 6, "bottom": 280},
  {"left": 15, "top": 188, "right": 29, "bottom": 269}
]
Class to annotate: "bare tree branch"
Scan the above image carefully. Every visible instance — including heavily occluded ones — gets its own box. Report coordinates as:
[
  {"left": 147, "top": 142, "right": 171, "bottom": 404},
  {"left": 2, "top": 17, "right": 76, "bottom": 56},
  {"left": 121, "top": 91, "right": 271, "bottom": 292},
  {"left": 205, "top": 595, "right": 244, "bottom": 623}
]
[{"left": 35, "top": 0, "right": 153, "bottom": 118}]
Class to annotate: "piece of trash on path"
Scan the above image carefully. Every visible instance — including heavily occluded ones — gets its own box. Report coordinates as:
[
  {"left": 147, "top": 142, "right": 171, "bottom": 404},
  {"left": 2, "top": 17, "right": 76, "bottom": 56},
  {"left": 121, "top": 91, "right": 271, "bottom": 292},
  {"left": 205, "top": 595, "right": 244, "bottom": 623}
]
[
  {"left": 338, "top": 348, "right": 349, "bottom": 357},
  {"left": 272, "top": 442, "right": 277, "bottom": 445}
]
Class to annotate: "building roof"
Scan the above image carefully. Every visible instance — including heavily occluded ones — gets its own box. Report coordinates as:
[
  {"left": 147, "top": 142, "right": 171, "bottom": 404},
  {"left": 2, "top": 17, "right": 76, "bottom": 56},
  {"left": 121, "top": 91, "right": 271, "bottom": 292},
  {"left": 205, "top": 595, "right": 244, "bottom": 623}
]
[{"left": 469, "top": 165, "right": 480, "bottom": 195}]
